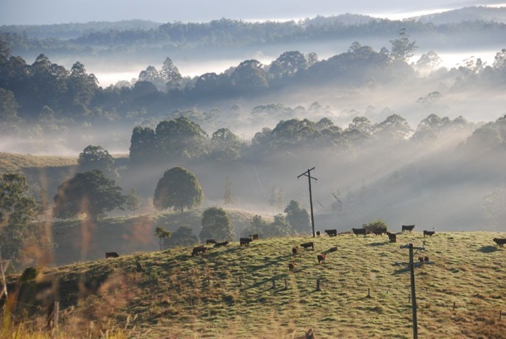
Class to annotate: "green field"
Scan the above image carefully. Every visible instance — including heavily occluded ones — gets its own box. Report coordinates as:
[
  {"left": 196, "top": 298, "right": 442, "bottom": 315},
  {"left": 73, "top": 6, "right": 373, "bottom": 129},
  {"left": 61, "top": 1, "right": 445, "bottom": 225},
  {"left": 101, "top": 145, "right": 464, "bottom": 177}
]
[{"left": 3, "top": 231, "right": 506, "bottom": 338}]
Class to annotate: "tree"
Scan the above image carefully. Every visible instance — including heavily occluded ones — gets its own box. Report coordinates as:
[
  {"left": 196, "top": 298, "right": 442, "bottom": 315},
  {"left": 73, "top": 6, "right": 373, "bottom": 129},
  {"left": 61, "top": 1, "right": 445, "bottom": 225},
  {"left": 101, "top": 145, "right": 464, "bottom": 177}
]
[
  {"left": 129, "top": 126, "right": 157, "bottom": 164},
  {"left": 284, "top": 200, "right": 310, "bottom": 234},
  {"left": 155, "top": 117, "right": 209, "bottom": 160},
  {"left": 230, "top": 59, "right": 268, "bottom": 94},
  {"left": 160, "top": 57, "right": 182, "bottom": 90},
  {"left": 164, "top": 226, "right": 198, "bottom": 248},
  {"left": 362, "top": 220, "right": 388, "bottom": 234},
  {"left": 210, "top": 128, "right": 243, "bottom": 162},
  {"left": 78, "top": 145, "right": 118, "bottom": 178},
  {"left": 0, "top": 174, "right": 40, "bottom": 265},
  {"left": 154, "top": 226, "right": 172, "bottom": 250},
  {"left": 153, "top": 167, "right": 204, "bottom": 212},
  {"left": 66, "top": 61, "right": 98, "bottom": 108},
  {"left": 374, "top": 114, "right": 412, "bottom": 142},
  {"left": 0, "top": 88, "right": 21, "bottom": 134},
  {"left": 53, "top": 169, "right": 126, "bottom": 220},
  {"left": 264, "top": 214, "right": 292, "bottom": 238},
  {"left": 199, "top": 207, "right": 235, "bottom": 242},
  {"left": 390, "top": 28, "right": 417, "bottom": 63},
  {"left": 125, "top": 187, "right": 141, "bottom": 215},
  {"left": 241, "top": 215, "right": 269, "bottom": 238}
]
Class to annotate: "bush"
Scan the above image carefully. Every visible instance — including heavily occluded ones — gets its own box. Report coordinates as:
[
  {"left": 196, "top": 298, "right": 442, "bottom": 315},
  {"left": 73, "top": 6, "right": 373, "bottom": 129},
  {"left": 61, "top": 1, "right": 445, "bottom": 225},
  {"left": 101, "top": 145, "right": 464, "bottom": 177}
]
[{"left": 362, "top": 219, "right": 388, "bottom": 233}]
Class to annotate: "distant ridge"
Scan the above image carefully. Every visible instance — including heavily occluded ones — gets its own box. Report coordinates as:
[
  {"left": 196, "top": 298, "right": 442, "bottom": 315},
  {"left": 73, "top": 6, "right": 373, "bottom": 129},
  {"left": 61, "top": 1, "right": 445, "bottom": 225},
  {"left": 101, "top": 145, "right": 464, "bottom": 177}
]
[{"left": 413, "top": 6, "right": 506, "bottom": 24}]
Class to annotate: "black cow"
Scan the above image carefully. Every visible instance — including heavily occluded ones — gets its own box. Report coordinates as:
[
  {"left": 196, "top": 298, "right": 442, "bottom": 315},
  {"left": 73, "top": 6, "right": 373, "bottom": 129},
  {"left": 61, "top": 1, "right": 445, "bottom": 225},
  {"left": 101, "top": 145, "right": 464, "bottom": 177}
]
[
  {"left": 240, "top": 237, "right": 253, "bottom": 246},
  {"left": 301, "top": 242, "right": 314, "bottom": 250},
  {"left": 249, "top": 234, "right": 259, "bottom": 240},
  {"left": 325, "top": 229, "right": 337, "bottom": 237},
  {"left": 352, "top": 228, "right": 367, "bottom": 237},
  {"left": 105, "top": 252, "right": 119, "bottom": 258},
  {"left": 316, "top": 231, "right": 321, "bottom": 237},
  {"left": 493, "top": 238, "right": 506, "bottom": 247},
  {"left": 329, "top": 246, "right": 338, "bottom": 252},
  {"left": 288, "top": 261, "right": 296, "bottom": 271},
  {"left": 317, "top": 253, "right": 326, "bottom": 264},
  {"left": 372, "top": 229, "right": 387, "bottom": 236},
  {"left": 292, "top": 246, "right": 299, "bottom": 255},
  {"left": 206, "top": 239, "right": 217, "bottom": 245},
  {"left": 214, "top": 241, "right": 229, "bottom": 248},
  {"left": 387, "top": 232, "right": 397, "bottom": 243},
  {"left": 191, "top": 246, "right": 207, "bottom": 256},
  {"left": 402, "top": 225, "right": 415, "bottom": 233},
  {"left": 423, "top": 230, "right": 435, "bottom": 237}
]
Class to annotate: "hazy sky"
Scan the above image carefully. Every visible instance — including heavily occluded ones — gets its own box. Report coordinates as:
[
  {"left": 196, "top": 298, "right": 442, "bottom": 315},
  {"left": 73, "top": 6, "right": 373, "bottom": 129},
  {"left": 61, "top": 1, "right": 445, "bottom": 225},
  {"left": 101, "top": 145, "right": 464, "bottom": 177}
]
[{"left": 1, "top": 0, "right": 505, "bottom": 25}]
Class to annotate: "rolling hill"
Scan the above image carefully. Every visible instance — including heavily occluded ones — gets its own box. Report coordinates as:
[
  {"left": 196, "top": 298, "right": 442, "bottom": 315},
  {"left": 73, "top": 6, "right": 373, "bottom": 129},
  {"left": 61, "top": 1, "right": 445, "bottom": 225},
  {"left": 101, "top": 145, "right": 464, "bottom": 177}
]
[{"left": 3, "top": 231, "right": 506, "bottom": 338}]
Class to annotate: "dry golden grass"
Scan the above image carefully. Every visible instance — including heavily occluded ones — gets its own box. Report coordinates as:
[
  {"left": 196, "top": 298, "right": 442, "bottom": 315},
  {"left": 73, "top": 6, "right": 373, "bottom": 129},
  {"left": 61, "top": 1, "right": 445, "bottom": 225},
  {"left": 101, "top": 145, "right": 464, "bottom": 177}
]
[
  {"left": 2, "top": 231, "right": 506, "bottom": 338},
  {"left": 0, "top": 152, "right": 78, "bottom": 174}
]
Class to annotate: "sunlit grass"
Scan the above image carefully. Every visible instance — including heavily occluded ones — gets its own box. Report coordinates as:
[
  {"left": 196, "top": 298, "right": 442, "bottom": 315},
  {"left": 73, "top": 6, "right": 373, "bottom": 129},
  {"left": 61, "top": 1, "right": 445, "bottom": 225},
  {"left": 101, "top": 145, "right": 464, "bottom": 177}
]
[
  {"left": 0, "top": 152, "right": 77, "bottom": 174},
  {"left": 2, "top": 231, "right": 506, "bottom": 338}
]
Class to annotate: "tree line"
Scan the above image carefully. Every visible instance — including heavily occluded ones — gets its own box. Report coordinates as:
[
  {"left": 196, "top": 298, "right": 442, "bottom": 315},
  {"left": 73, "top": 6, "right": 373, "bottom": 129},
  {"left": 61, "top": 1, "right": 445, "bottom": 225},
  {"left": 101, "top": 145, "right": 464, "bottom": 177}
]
[
  {"left": 2, "top": 33, "right": 506, "bottom": 139},
  {"left": 2, "top": 15, "right": 505, "bottom": 55}
]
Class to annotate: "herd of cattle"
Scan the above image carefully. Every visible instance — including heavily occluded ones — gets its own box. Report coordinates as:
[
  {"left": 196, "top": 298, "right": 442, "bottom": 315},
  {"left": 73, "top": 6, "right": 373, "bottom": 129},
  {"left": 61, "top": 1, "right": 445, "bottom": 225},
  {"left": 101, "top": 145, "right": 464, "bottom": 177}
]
[{"left": 104, "top": 227, "right": 506, "bottom": 259}]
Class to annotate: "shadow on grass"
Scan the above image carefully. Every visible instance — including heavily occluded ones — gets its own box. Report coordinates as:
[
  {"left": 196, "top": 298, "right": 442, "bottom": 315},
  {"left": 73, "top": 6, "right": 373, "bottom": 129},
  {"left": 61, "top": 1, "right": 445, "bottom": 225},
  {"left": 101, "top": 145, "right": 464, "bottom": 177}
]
[
  {"left": 393, "top": 266, "right": 410, "bottom": 275},
  {"left": 478, "top": 246, "right": 500, "bottom": 253},
  {"left": 243, "top": 273, "right": 290, "bottom": 290},
  {"left": 366, "top": 242, "right": 389, "bottom": 247}
]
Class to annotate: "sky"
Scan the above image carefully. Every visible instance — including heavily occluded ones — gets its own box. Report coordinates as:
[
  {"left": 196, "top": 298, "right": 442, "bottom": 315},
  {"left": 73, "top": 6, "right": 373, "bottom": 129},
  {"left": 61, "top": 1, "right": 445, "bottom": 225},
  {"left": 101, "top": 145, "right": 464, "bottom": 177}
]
[{"left": 1, "top": 0, "right": 505, "bottom": 25}]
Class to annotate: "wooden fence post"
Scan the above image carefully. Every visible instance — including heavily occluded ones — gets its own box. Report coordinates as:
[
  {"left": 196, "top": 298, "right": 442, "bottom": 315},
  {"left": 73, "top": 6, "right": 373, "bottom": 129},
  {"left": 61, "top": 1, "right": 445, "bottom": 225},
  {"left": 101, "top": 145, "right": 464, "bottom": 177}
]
[
  {"left": 316, "top": 279, "right": 321, "bottom": 291},
  {"left": 272, "top": 279, "right": 276, "bottom": 289},
  {"left": 284, "top": 278, "right": 288, "bottom": 290}
]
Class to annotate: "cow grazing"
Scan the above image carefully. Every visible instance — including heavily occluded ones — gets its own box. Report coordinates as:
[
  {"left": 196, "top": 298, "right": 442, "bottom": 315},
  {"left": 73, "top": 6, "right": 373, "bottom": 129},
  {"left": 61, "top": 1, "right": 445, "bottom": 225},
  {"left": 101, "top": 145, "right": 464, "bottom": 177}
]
[
  {"left": 372, "top": 229, "right": 387, "bottom": 236},
  {"left": 402, "top": 225, "right": 415, "bottom": 233},
  {"left": 329, "top": 246, "right": 338, "bottom": 252},
  {"left": 493, "top": 238, "right": 506, "bottom": 247},
  {"left": 206, "top": 239, "right": 217, "bottom": 245},
  {"left": 423, "top": 230, "right": 435, "bottom": 237},
  {"left": 325, "top": 229, "right": 337, "bottom": 237},
  {"left": 191, "top": 246, "right": 207, "bottom": 256},
  {"left": 292, "top": 246, "right": 299, "bottom": 256},
  {"left": 249, "top": 234, "right": 259, "bottom": 240},
  {"left": 305, "top": 329, "right": 315, "bottom": 339},
  {"left": 316, "top": 231, "right": 321, "bottom": 237},
  {"left": 352, "top": 228, "right": 367, "bottom": 237},
  {"left": 240, "top": 237, "right": 253, "bottom": 246},
  {"left": 105, "top": 252, "right": 119, "bottom": 258},
  {"left": 214, "top": 241, "right": 229, "bottom": 248},
  {"left": 387, "top": 232, "right": 397, "bottom": 243},
  {"left": 317, "top": 253, "right": 327, "bottom": 264},
  {"left": 301, "top": 242, "right": 314, "bottom": 250},
  {"left": 288, "top": 261, "right": 296, "bottom": 271}
]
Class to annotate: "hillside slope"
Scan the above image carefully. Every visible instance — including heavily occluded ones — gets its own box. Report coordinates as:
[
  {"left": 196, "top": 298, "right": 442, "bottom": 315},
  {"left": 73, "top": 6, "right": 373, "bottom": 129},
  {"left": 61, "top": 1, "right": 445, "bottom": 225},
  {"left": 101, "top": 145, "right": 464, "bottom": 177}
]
[
  {"left": 51, "top": 209, "right": 268, "bottom": 265},
  {"left": 4, "top": 231, "right": 506, "bottom": 338}
]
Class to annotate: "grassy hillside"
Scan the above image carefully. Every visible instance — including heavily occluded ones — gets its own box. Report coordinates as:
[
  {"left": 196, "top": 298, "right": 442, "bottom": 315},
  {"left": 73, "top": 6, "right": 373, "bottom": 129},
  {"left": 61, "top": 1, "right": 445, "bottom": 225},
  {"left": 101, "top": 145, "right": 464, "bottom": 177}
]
[
  {"left": 51, "top": 208, "right": 269, "bottom": 265},
  {"left": 3, "top": 231, "right": 506, "bottom": 338},
  {"left": 0, "top": 152, "right": 78, "bottom": 175}
]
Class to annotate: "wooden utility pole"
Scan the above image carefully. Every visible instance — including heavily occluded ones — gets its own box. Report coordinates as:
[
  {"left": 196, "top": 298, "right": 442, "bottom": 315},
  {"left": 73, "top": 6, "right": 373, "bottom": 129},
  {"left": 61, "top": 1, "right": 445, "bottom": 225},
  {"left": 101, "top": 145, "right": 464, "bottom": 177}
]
[
  {"left": 297, "top": 167, "right": 317, "bottom": 238},
  {"left": 400, "top": 243, "right": 424, "bottom": 339}
]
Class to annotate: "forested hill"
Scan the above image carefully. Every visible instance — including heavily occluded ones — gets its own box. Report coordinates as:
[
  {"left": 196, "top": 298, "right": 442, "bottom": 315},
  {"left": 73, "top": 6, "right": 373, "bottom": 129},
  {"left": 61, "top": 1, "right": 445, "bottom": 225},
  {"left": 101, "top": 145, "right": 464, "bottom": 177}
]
[{"left": 1, "top": 8, "right": 505, "bottom": 56}]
